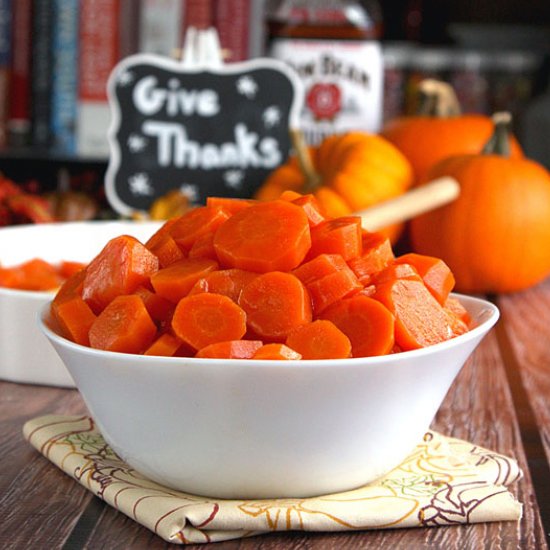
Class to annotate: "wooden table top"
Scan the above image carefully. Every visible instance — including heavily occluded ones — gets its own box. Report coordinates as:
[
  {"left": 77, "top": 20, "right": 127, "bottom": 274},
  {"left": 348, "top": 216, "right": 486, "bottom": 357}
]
[{"left": 1, "top": 281, "right": 549, "bottom": 549}]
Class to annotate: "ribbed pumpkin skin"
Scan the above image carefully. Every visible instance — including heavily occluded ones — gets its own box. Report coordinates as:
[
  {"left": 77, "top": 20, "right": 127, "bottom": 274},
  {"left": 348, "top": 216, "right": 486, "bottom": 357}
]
[
  {"left": 410, "top": 155, "right": 550, "bottom": 293},
  {"left": 382, "top": 115, "right": 524, "bottom": 185},
  {"left": 257, "top": 132, "right": 413, "bottom": 243}
]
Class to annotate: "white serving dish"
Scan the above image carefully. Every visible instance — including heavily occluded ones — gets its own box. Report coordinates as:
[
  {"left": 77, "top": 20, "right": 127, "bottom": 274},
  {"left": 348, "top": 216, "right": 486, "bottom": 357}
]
[
  {"left": 0, "top": 221, "right": 161, "bottom": 387},
  {"left": 39, "top": 294, "right": 498, "bottom": 499}
]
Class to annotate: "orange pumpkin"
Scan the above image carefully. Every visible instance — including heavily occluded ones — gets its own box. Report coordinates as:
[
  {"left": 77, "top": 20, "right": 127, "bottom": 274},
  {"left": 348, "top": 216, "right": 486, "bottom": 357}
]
[
  {"left": 410, "top": 113, "right": 550, "bottom": 293},
  {"left": 256, "top": 131, "right": 413, "bottom": 243},
  {"left": 382, "top": 80, "right": 523, "bottom": 184}
]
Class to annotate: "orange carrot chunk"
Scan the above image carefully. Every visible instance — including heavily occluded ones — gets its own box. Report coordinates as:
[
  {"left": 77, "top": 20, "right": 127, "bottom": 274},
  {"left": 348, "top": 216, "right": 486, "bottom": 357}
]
[
  {"left": 188, "top": 269, "right": 257, "bottom": 303},
  {"left": 321, "top": 295, "right": 395, "bottom": 357},
  {"left": 1, "top": 259, "right": 63, "bottom": 291},
  {"left": 150, "top": 258, "right": 218, "bottom": 303},
  {"left": 58, "top": 261, "right": 87, "bottom": 280},
  {"left": 307, "top": 268, "right": 363, "bottom": 315},
  {"left": 213, "top": 200, "right": 311, "bottom": 273},
  {"left": 280, "top": 192, "right": 326, "bottom": 227},
  {"left": 147, "top": 233, "right": 186, "bottom": 268},
  {"left": 444, "top": 296, "right": 472, "bottom": 326},
  {"left": 395, "top": 253, "right": 455, "bottom": 305},
  {"left": 188, "top": 231, "right": 216, "bottom": 260},
  {"left": 252, "top": 343, "right": 302, "bottom": 360},
  {"left": 145, "top": 216, "right": 180, "bottom": 250},
  {"left": 82, "top": 235, "right": 159, "bottom": 314},
  {"left": 347, "top": 231, "right": 394, "bottom": 284},
  {"left": 132, "top": 286, "right": 175, "bottom": 323},
  {"left": 51, "top": 268, "right": 87, "bottom": 320},
  {"left": 371, "top": 262, "right": 421, "bottom": 285},
  {"left": 54, "top": 296, "right": 97, "bottom": 346},
  {"left": 206, "top": 196, "right": 257, "bottom": 215},
  {"left": 89, "top": 295, "right": 157, "bottom": 354},
  {"left": 307, "top": 216, "right": 362, "bottom": 261},
  {"left": 286, "top": 320, "right": 351, "bottom": 360},
  {"left": 238, "top": 271, "right": 312, "bottom": 342},
  {"left": 292, "top": 253, "right": 348, "bottom": 285},
  {"left": 144, "top": 333, "right": 183, "bottom": 357},
  {"left": 373, "top": 277, "right": 456, "bottom": 351},
  {"left": 171, "top": 293, "right": 247, "bottom": 350},
  {"left": 195, "top": 340, "right": 263, "bottom": 359},
  {"left": 169, "top": 206, "right": 230, "bottom": 251}
]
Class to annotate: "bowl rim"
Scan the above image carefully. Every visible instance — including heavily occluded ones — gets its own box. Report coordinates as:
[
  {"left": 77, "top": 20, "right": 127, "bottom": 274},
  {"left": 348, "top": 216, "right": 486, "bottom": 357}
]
[{"left": 38, "top": 293, "right": 499, "bottom": 369}]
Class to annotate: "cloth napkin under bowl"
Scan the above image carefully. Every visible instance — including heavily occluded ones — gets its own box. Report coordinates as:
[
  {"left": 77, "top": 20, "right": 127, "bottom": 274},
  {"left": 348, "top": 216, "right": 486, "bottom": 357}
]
[{"left": 23, "top": 414, "right": 522, "bottom": 545}]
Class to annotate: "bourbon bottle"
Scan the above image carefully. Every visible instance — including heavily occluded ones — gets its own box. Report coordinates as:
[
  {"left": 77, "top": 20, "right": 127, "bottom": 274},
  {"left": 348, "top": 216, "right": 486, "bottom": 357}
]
[{"left": 267, "top": 0, "right": 383, "bottom": 145}]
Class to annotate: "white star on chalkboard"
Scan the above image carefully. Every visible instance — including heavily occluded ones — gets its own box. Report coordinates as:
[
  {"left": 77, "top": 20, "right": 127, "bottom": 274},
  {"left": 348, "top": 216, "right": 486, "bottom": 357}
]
[
  {"left": 117, "top": 70, "right": 135, "bottom": 87},
  {"left": 129, "top": 173, "right": 154, "bottom": 196},
  {"left": 263, "top": 106, "right": 282, "bottom": 128},
  {"left": 224, "top": 170, "right": 244, "bottom": 190},
  {"left": 179, "top": 183, "right": 199, "bottom": 203},
  {"left": 127, "top": 134, "right": 148, "bottom": 153},
  {"left": 236, "top": 75, "right": 258, "bottom": 99}
]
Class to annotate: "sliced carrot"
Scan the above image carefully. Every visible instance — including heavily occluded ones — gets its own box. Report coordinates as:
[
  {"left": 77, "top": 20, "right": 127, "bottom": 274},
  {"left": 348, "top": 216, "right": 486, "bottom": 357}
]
[
  {"left": 54, "top": 296, "right": 97, "bottom": 346},
  {"left": 307, "top": 216, "right": 362, "bottom": 261},
  {"left": 444, "top": 296, "right": 472, "bottom": 326},
  {"left": 58, "top": 261, "right": 87, "bottom": 280},
  {"left": 371, "top": 263, "right": 421, "bottom": 285},
  {"left": 51, "top": 268, "right": 87, "bottom": 315},
  {"left": 291, "top": 194, "right": 326, "bottom": 227},
  {"left": 89, "top": 295, "right": 157, "bottom": 354},
  {"left": 169, "top": 205, "right": 230, "bottom": 251},
  {"left": 321, "top": 295, "right": 395, "bottom": 357},
  {"left": 195, "top": 340, "right": 263, "bottom": 359},
  {"left": 150, "top": 258, "right": 218, "bottom": 303},
  {"left": 238, "top": 271, "right": 312, "bottom": 342},
  {"left": 187, "top": 231, "right": 216, "bottom": 260},
  {"left": 347, "top": 231, "right": 394, "bottom": 284},
  {"left": 252, "top": 343, "right": 302, "bottom": 360},
  {"left": 395, "top": 253, "right": 455, "bottom": 305},
  {"left": 82, "top": 235, "right": 159, "bottom": 314},
  {"left": 147, "top": 233, "right": 186, "bottom": 268},
  {"left": 307, "top": 268, "right": 362, "bottom": 315},
  {"left": 171, "top": 293, "right": 247, "bottom": 350},
  {"left": 3, "top": 259, "right": 63, "bottom": 291},
  {"left": 213, "top": 200, "right": 311, "bottom": 273},
  {"left": 133, "top": 285, "right": 175, "bottom": 323},
  {"left": 144, "top": 333, "right": 182, "bottom": 357},
  {"left": 206, "top": 196, "right": 256, "bottom": 215},
  {"left": 145, "top": 216, "right": 180, "bottom": 249},
  {"left": 188, "top": 268, "right": 257, "bottom": 303},
  {"left": 292, "top": 253, "right": 348, "bottom": 285},
  {"left": 373, "top": 277, "right": 455, "bottom": 351},
  {"left": 286, "top": 320, "right": 351, "bottom": 360}
]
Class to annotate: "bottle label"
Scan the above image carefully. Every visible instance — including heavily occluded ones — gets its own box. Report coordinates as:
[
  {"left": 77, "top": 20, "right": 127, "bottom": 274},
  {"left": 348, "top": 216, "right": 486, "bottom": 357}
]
[{"left": 270, "top": 38, "right": 383, "bottom": 144}]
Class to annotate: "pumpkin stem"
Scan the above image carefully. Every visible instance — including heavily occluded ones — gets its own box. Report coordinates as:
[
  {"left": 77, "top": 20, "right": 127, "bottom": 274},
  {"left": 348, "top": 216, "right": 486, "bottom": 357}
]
[
  {"left": 482, "top": 112, "right": 512, "bottom": 157},
  {"left": 289, "top": 128, "right": 322, "bottom": 192},
  {"left": 417, "top": 79, "right": 462, "bottom": 117}
]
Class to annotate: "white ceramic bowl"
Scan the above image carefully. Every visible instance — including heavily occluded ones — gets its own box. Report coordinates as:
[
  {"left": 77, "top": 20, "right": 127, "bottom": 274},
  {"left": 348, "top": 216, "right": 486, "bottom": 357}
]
[
  {"left": 39, "top": 294, "right": 498, "bottom": 499},
  {"left": 0, "top": 221, "right": 161, "bottom": 387}
]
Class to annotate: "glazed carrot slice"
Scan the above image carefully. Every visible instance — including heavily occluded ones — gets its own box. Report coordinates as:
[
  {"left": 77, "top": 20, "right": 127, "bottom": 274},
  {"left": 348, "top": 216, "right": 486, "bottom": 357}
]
[
  {"left": 321, "top": 295, "right": 395, "bottom": 357},
  {"left": 144, "top": 333, "right": 182, "bottom": 357},
  {"left": 444, "top": 296, "right": 472, "bottom": 326},
  {"left": 150, "top": 258, "right": 218, "bottom": 303},
  {"left": 286, "top": 320, "right": 351, "bottom": 360},
  {"left": 291, "top": 194, "right": 326, "bottom": 227},
  {"left": 373, "top": 277, "right": 455, "bottom": 351},
  {"left": 307, "top": 216, "right": 362, "bottom": 261},
  {"left": 51, "top": 268, "right": 87, "bottom": 314},
  {"left": 206, "top": 196, "right": 256, "bottom": 215},
  {"left": 3, "top": 259, "right": 63, "bottom": 291},
  {"left": 292, "top": 253, "right": 348, "bottom": 285},
  {"left": 307, "top": 268, "right": 362, "bottom": 315},
  {"left": 133, "top": 286, "right": 174, "bottom": 323},
  {"left": 145, "top": 216, "right": 180, "bottom": 249},
  {"left": 195, "top": 340, "right": 263, "bottom": 359},
  {"left": 252, "top": 343, "right": 302, "bottom": 360},
  {"left": 188, "top": 269, "right": 257, "bottom": 303},
  {"left": 54, "top": 296, "right": 97, "bottom": 346},
  {"left": 213, "top": 200, "right": 311, "bottom": 273},
  {"left": 82, "top": 235, "right": 159, "bottom": 314},
  {"left": 89, "top": 295, "right": 157, "bottom": 354},
  {"left": 395, "top": 253, "right": 455, "bottom": 305},
  {"left": 371, "top": 263, "right": 421, "bottom": 285},
  {"left": 58, "top": 261, "right": 87, "bottom": 280},
  {"left": 169, "top": 206, "right": 230, "bottom": 251},
  {"left": 147, "top": 233, "right": 186, "bottom": 268},
  {"left": 171, "top": 293, "right": 247, "bottom": 350},
  {"left": 188, "top": 231, "right": 216, "bottom": 260},
  {"left": 238, "top": 271, "right": 312, "bottom": 342},
  {"left": 347, "top": 231, "right": 394, "bottom": 284}
]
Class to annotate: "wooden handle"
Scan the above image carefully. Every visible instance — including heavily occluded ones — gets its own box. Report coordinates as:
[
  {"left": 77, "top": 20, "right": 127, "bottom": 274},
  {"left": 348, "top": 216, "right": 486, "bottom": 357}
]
[{"left": 356, "top": 177, "right": 460, "bottom": 231}]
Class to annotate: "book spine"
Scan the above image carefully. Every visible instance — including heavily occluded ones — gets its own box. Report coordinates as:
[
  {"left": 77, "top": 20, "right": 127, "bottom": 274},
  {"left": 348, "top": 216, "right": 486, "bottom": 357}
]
[
  {"left": 77, "top": 0, "right": 120, "bottom": 157},
  {"left": 0, "top": 0, "right": 11, "bottom": 148},
  {"left": 51, "top": 0, "right": 79, "bottom": 154},
  {"left": 7, "top": 0, "right": 32, "bottom": 147},
  {"left": 214, "top": 0, "right": 251, "bottom": 62},
  {"left": 31, "top": 0, "right": 54, "bottom": 149},
  {"left": 138, "top": 0, "right": 184, "bottom": 57}
]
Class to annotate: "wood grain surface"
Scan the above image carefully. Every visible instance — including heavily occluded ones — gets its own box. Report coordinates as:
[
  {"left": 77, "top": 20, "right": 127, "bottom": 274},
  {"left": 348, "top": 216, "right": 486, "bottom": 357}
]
[{"left": 1, "top": 285, "right": 549, "bottom": 549}]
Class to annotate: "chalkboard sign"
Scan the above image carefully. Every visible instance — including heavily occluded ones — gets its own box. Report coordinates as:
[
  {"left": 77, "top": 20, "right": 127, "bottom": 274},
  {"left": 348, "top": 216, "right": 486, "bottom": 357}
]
[{"left": 105, "top": 53, "right": 303, "bottom": 216}]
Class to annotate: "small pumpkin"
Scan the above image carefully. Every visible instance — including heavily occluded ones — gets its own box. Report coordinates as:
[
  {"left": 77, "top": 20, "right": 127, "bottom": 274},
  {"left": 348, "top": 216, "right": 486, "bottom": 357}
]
[
  {"left": 382, "top": 80, "right": 523, "bottom": 185},
  {"left": 410, "top": 112, "right": 550, "bottom": 293},
  {"left": 256, "top": 130, "right": 413, "bottom": 242}
]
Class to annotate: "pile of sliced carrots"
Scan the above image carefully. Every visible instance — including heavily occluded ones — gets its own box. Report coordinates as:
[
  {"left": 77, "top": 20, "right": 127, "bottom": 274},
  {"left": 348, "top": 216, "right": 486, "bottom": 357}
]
[
  {"left": 50, "top": 193, "right": 471, "bottom": 360},
  {"left": 0, "top": 259, "right": 86, "bottom": 291}
]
